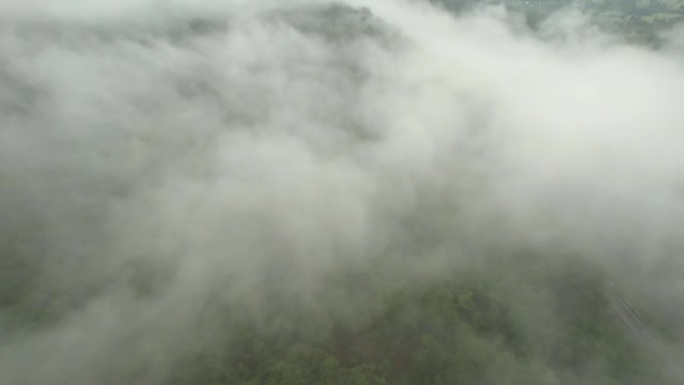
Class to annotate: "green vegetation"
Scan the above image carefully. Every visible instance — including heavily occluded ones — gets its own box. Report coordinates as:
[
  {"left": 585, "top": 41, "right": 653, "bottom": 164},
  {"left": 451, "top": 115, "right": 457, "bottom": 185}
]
[
  {"left": 2, "top": 222, "right": 660, "bottom": 384},
  {"left": 163, "top": 252, "right": 659, "bottom": 385},
  {"left": 436, "top": 0, "right": 684, "bottom": 45}
]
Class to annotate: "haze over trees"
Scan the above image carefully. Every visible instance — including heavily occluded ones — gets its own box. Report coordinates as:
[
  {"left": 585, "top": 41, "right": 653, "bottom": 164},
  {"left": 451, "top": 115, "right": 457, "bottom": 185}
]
[{"left": 0, "top": 1, "right": 683, "bottom": 384}]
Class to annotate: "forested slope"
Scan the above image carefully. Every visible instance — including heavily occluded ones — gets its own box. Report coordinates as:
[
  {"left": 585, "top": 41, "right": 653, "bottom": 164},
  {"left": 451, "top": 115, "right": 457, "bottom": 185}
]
[{"left": 165, "top": 253, "right": 659, "bottom": 385}]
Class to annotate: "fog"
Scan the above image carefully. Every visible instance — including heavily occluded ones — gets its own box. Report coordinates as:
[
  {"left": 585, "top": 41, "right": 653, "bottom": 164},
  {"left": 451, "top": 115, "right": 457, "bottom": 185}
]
[{"left": 1, "top": 0, "right": 683, "bottom": 384}]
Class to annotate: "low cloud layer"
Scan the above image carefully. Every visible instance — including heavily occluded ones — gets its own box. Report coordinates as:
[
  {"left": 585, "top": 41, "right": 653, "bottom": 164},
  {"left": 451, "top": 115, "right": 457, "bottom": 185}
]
[{"left": 1, "top": 0, "right": 683, "bottom": 384}]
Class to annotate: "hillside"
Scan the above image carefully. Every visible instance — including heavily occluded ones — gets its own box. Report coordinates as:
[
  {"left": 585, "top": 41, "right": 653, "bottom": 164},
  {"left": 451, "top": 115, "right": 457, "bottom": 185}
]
[{"left": 165, "top": 253, "right": 659, "bottom": 385}]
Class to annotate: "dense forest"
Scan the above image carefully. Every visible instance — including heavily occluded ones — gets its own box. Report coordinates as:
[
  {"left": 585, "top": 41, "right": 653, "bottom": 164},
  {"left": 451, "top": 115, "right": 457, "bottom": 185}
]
[
  {"left": 164, "top": 253, "right": 661, "bottom": 385},
  {"left": 3, "top": 244, "right": 658, "bottom": 383},
  {"left": 437, "top": 0, "right": 684, "bottom": 43}
]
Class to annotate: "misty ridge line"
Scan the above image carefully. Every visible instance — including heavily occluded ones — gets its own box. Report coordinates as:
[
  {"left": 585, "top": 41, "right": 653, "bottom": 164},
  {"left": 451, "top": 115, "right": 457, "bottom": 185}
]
[{"left": 0, "top": 0, "right": 683, "bottom": 384}]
